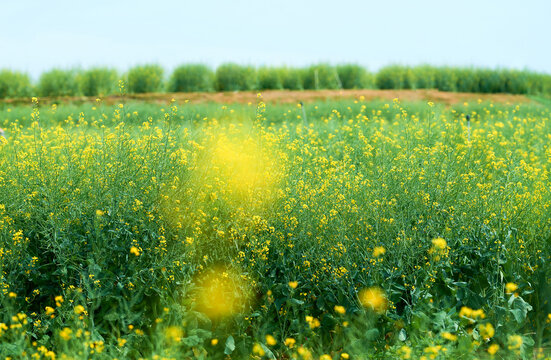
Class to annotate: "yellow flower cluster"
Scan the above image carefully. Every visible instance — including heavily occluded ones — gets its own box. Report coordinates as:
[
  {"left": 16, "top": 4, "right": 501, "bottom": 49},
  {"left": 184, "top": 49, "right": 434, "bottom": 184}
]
[{"left": 459, "top": 306, "right": 485, "bottom": 321}]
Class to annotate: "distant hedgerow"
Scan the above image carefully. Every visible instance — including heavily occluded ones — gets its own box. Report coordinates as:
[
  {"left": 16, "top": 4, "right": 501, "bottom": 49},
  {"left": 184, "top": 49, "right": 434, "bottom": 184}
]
[
  {"left": 281, "top": 67, "right": 304, "bottom": 90},
  {"left": 77, "top": 67, "right": 118, "bottom": 96},
  {"left": 0, "top": 70, "right": 32, "bottom": 99},
  {"left": 1, "top": 63, "right": 551, "bottom": 98},
  {"left": 257, "top": 67, "right": 283, "bottom": 90},
  {"left": 215, "top": 63, "right": 257, "bottom": 91},
  {"left": 336, "top": 64, "right": 374, "bottom": 89},
  {"left": 410, "top": 65, "right": 436, "bottom": 89},
  {"left": 375, "top": 65, "right": 415, "bottom": 90},
  {"left": 38, "top": 69, "right": 79, "bottom": 97},
  {"left": 303, "top": 64, "right": 341, "bottom": 90},
  {"left": 127, "top": 64, "right": 164, "bottom": 94},
  {"left": 168, "top": 64, "right": 214, "bottom": 92}
]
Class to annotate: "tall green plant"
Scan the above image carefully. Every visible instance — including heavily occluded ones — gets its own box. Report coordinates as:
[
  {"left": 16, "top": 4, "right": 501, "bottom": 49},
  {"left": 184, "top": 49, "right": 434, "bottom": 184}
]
[
  {"left": 433, "top": 67, "right": 457, "bottom": 92},
  {"left": 281, "top": 67, "right": 304, "bottom": 90},
  {"left": 410, "top": 65, "right": 436, "bottom": 89},
  {"left": 0, "top": 70, "right": 32, "bottom": 99},
  {"left": 375, "top": 65, "right": 414, "bottom": 90},
  {"left": 336, "top": 64, "right": 374, "bottom": 89},
  {"left": 257, "top": 67, "right": 283, "bottom": 90},
  {"left": 38, "top": 69, "right": 79, "bottom": 97},
  {"left": 215, "top": 63, "right": 257, "bottom": 91},
  {"left": 477, "top": 69, "right": 507, "bottom": 93},
  {"left": 168, "top": 64, "right": 214, "bottom": 92},
  {"left": 126, "top": 64, "right": 164, "bottom": 94},
  {"left": 453, "top": 67, "right": 480, "bottom": 93},
  {"left": 77, "top": 67, "right": 118, "bottom": 96},
  {"left": 303, "top": 64, "right": 341, "bottom": 90}
]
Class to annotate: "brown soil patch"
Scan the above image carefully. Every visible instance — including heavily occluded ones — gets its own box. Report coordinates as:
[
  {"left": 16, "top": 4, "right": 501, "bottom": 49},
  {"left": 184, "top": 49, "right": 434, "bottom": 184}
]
[{"left": 2, "top": 89, "right": 533, "bottom": 106}]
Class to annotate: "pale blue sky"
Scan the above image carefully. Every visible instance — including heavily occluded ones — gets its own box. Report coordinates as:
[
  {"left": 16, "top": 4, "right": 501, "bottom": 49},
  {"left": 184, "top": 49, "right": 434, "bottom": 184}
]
[{"left": 1, "top": 0, "right": 550, "bottom": 79}]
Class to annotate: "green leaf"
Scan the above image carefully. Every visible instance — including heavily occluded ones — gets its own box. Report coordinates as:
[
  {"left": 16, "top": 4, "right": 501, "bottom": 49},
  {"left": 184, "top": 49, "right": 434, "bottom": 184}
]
[
  {"left": 103, "top": 312, "right": 121, "bottom": 321},
  {"left": 260, "top": 343, "right": 276, "bottom": 359},
  {"left": 182, "top": 335, "right": 202, "bottom": 347},
  {"left": 224, "top": 335, "right": 235, "bottom": 355},
  {"left": 522, "top": 335, "right": 535, "bottom": 347},
  {"left": 365, "top": 328, "right": 380, "bottom": 341},
  {"left": 289, "top": 298, "right": 304, "bottom": 306},
  {"left": 510, "top": 309, "right": 525, "bottom": 323},
  {"left": 399, "top": 328, "right": 407, "bottom": 341},
  {"left": 189, "top": 328, "right": 212, "bottom": 339},
  {"left": 316, "top": 296, "right": 325, "bottom": 310}
]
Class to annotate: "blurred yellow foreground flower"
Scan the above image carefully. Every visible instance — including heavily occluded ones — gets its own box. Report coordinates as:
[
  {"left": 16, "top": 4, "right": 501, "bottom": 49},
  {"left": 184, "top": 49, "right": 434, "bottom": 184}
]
[
  {"left": 359, "top": 287, "right": 387, "bottom": 313},
  {"left": 194, "top": 265, "right": 251, "bottom": 320}
]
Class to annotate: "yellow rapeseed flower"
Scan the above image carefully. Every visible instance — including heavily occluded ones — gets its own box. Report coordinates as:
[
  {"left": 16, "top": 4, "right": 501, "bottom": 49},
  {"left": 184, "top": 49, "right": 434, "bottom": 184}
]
[
  {"left": 372, "top": 246, "right": 386, "bottom": 257},
  {"left": 487, "top": 343, "right": 499, "bottom": 355},
  {"left": 459, "top": 306, "right": 485, "bottom": 320},
  {"left": 130, "top": 246, "right": 140, "bottom": 256},
  {"left": 399, "top": 345, "right": 412, "bottom": 359},
  {"left": 194, "top": 265, "right": 252, "bottom": 319},
  {"left": 288, "top": 281, "right": 298, "bottom": 289},
  {"left": 432, "top": 237, "right": 447, "bottom": 250},
  {"left": 459, "top": 306, "right": 471, "bottom": 318},
  {"left": 74, "top": 305, "right": 85, "bottom": 315},
  {"left": 45, "top": 306, "right": 55, "bottom": 315},
  {"left": 284, "top": 337, "right": 296, "bottom": 348},
  {"left": 479, "top": 323, "right": 495, "bottom": 339},
  {"left": 334, "top": 305, "right": 346, "bottom": 315},
  {"left": 59, "top": 327, "right": 72, "bottom": 341},
  {"left": 252, "top": 343, "right": 265, "bottom": 356},
  {"left": 505, "top": 282, "right": 518, "bottom": 294},
  {"left": 359, "top": 287, "right": 387, "bottom": 313},
  {"left": 471, "top": 309, "right": 485, "bottom": 320},
  {"left": 507, "top": 334, "right": 522, "bottom": 350},
  {"left": 165, "top": 326, "right": 183, "bottom": 343},
  {"left": 441, "top": 331, "right": 458, "bottom": 341},
  {"left": 265, "top": 334, "right": 277, "bottom": 346},
  {"left": 297, "top": 347, "right": 312, "bottom": 359},
  {"left": 305, "top": 316, "right": 321, "bottom": 329}
]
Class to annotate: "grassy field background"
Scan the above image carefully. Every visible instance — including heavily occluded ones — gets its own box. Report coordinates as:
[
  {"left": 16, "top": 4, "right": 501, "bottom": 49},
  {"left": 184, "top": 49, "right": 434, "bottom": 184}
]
[{"left": 0, "top": 95, "right": 550, "bottom": 359}]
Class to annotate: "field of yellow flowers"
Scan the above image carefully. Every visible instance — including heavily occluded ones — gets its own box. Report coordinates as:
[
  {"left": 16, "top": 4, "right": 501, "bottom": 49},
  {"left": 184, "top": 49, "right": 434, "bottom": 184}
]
[{"left": 0, "top": 94, "right": 550, "bottom": 359}]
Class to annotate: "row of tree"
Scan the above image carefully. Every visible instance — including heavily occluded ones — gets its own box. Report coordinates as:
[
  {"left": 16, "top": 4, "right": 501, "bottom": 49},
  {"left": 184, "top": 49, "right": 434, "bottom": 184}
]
[{"left": 1, "top": 64, "right": 550, "bottom": 98}]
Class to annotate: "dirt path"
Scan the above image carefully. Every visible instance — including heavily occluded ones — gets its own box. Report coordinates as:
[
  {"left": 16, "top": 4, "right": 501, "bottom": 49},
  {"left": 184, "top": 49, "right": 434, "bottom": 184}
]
[{"left": 1, "top": 89, "right": 533, "bottom": 106}]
